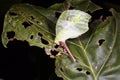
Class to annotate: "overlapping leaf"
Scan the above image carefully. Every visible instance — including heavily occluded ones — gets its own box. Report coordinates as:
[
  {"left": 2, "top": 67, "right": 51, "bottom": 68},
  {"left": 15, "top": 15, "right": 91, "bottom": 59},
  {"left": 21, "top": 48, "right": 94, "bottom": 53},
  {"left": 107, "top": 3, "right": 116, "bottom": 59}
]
[
  {"left": 2, "top": 4, "right": 57, "bottom": 49},
  {"left": 55, "top": 9, "right": 120, "bottom": 80},
  {"left": 49, "top": 0, "right": 101, "bottom": 12}
]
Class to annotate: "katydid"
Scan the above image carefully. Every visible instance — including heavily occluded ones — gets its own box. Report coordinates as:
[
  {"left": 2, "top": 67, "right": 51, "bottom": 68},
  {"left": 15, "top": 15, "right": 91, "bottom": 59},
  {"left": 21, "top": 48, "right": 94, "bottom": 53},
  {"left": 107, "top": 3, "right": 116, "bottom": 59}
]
[{"left": 55, "top": 10, "right": 91, "bottom": 62}]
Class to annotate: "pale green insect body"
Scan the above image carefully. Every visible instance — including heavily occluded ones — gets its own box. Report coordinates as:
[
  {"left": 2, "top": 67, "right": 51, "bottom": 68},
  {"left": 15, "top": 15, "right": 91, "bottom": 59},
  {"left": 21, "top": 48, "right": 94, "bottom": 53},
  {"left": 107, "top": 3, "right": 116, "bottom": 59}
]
[
  {"left": 55, "top": 10, "right": 91, "bottom": 43},
  {"left": 55, "top": 10, "right": 91, "bottom": 62}
]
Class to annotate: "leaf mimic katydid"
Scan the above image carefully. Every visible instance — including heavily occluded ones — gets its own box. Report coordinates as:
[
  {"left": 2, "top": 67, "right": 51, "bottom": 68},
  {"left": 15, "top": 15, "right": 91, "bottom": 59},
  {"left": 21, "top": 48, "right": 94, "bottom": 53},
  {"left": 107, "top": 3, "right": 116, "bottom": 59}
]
[{"left": 55, "top": 10, "right": 91, "bottom": 62}]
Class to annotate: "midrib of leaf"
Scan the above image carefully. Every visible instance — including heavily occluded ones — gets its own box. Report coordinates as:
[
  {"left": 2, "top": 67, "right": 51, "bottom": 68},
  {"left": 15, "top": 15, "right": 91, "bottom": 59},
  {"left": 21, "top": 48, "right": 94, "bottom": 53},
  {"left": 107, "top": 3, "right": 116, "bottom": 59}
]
[
  {"left": 78, "top": 39, "right": 97, "bottom": 80},
  {"left": 67, "top": 39, "right": 97, "bottom": 79}
]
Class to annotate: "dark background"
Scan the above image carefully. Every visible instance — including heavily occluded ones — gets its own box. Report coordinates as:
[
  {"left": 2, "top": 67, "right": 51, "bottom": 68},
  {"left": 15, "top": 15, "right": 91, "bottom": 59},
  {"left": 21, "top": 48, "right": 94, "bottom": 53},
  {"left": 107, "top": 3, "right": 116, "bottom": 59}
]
[{"left": 0, "top": 0, "right": 120, "bottom": 80}]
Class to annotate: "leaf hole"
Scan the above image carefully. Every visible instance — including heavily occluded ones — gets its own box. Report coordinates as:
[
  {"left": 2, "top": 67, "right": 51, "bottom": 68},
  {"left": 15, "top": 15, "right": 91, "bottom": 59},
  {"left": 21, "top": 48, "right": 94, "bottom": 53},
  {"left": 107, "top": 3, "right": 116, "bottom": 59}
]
[
  {"left": 86, "top": 71, "right": 90, "bottom": 75},
  {"left": 41, "top": 38, "right": 49, "bottom": 45},
  {"left": 7, "top": 39, "right": 29, "bottom": 48},
  {"left": 9, "top": 12, "right": 18, "bottom": 16},
  {"left": 36, "top": 21, "right": 40, "bottom": 24},
  {"left": 22, "top": 21, "right": 33, "bottom": 28},
  {"left": 30, "top": 16, "right": 35, "bottom": 20},
  {"left": 98, "top": 39, "right": 105, "bottom": 46},
  {"left": 69, "top": 6, "right": 75, "bottom": 9},
  {"left": 90, "top": 9, "right": 112, "bottom": 22},
  {"left": 55, "top": 11, "right": 61, "bottom": 18},
  {"left": 38, "top": 32, "right": 43, "bottom": 37},
  {"left": 54, "top": 44, "right": 59, "bottom": 48},
  {"left": 60, "top": 67, "right": 64, "bottom": 72},
  {"left": 76, "top": 68, "right": 82, "bottom": 72},
  {"left": 50, "top": 50, "right": 59, "bottom": 56},
  {"left": 7, "top": 31, "right": 15, "bottom": 39},
  {"left": 30, "top": 35, "right": 33, "bottom": 39}
]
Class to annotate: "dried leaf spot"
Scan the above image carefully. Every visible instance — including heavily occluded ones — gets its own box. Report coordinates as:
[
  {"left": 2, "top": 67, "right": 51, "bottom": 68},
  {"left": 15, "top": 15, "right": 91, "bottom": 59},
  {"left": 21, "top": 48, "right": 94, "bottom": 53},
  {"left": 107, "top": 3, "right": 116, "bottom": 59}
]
[
  {"left": 22, "top": 21, "right": 33, "bottom": 28},
  {"left": 9, "top": 12, "right": 18, "bottom": 16},
  {"left": 41, "top": 38, "right": 49, "bottom": 45},
  {"left": 30, "top": 35, "right": 33, "bottom": 39},
  {"left": 86, "top": 71, "right": 90, "bottom": 75},
  {"left": 7, "top": 31, "right": 15, "bottom": 39},
  {"left": 38, "top": 32, "right": 43, "bottom": 37},
  {"left": 76, "top": 68, "right": 82, "bottom": 72},
  {"left": 98, "top": 39, "right": 105, "bottom": 46}
]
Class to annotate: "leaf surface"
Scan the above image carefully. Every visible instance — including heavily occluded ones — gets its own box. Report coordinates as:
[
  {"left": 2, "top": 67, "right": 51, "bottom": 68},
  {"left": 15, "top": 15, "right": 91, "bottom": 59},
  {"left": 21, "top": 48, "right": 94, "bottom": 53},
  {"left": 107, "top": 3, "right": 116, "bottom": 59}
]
[
  {"left": 55, "top": 9, "right": 120, "bottom": 80},
  {"left": 2, "top": 4, "right": 56, "bottom": 50}
]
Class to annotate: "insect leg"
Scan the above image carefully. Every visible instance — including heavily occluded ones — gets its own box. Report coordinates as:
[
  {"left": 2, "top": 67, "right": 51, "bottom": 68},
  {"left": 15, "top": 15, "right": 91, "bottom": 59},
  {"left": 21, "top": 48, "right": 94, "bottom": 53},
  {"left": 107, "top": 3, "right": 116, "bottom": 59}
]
[{"left": 60, "top": 41, "right": 76, "bottom": 62}]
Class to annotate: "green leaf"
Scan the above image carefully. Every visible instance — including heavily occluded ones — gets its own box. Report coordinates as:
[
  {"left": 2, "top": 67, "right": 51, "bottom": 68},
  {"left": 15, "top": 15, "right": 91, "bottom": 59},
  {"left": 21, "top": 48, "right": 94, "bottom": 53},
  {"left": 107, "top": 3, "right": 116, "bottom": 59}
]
[
  {"left": 49, "top": 0, "right": 101, "bottom": 12},
  {"left": 2, "top": 4, "right": 56, "bottom": 49},
  {"left": 55, "top": 9, "right": 120, "bottom": 80},
  {"left": 49, "top": 3, "right": 66, "bottom": 11},
  {"left": 65, "top": 0, "right": 102, "bottom": 12}
]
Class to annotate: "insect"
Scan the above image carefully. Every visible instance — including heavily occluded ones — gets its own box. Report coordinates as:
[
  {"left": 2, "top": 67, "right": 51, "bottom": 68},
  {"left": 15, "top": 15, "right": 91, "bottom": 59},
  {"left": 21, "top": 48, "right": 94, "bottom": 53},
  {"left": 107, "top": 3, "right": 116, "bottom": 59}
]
[{"left": 55, "top": 10, "right": 91, "bottom": 62}]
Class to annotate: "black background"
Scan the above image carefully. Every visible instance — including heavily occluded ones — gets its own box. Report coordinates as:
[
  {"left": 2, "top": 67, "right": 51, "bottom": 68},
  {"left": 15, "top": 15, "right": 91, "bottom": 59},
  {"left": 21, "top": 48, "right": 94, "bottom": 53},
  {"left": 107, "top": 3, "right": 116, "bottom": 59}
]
[{"left": 0, "top": 0, "right": 120, "bottom": 80}]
